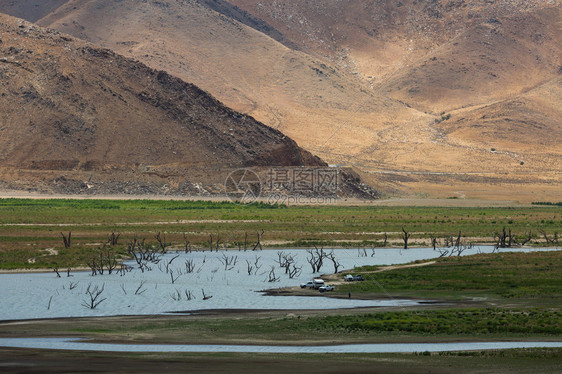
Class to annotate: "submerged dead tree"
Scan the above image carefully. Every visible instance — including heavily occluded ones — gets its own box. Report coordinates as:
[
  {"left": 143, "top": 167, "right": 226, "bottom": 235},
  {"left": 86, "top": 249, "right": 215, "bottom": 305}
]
[
  {"left": 401, "top": 227, "right": 410, "bottom": 249},
  {"left": 245, "top": 256, "right": 262, "bottom": 275},
  {"left": 127, "top": 236, "right": 162, "bottom": 271},
  {"left": 253, "top": 230, "right": 264, "bottom": 251},
  {"left": 201, "top": 289, "right": 212, "bottom": 300},
  {"left": 87, "top": 249, "right": 118, "bottom": 276},
  {"left": 430, "top": 235, "right": 438, "bottom": 250},
  {"left": 306, "top": 246, "right": 325, "bottom": 273},
  {"left": 326, "top": 250, "right": 341, "bottom": 273},
  {"left": 155, "top": 232, "right": 170, "bottom": 253},
  {"left": 81, "top": 283, "right": 107, "bottom": 309},
  {"left": 267, "top": 266, "right": 280, "bottom": 282},
  {"left": 218, "top": 253, "right": 238, "bottom": 271},
  {"left": 493, "top": 227, "right": 534, "bottom": 248},
  {"left": 275, "top": 251, "right": 297, "bottom": 274}
]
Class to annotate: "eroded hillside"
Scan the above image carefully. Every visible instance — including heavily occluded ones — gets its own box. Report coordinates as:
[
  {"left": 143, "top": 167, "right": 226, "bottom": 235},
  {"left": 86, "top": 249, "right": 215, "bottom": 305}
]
[{"left": 0, "top": 13, "right": 325, "bottom": 195}]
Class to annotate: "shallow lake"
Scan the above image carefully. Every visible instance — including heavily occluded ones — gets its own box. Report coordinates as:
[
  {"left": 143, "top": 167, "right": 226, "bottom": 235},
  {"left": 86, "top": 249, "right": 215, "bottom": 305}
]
[
  {"left": 0, "top": 246, "right": 557, "bottom": 320},
  {"left": 0, "top": 337, "right": 561, "bottom": 353}
]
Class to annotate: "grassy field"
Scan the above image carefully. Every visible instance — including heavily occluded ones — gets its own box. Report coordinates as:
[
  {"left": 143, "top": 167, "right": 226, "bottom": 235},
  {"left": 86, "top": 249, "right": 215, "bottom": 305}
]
[
  {"left": 0, "top": 198, "right": 559, "bottom": 269},
  {"left": 337, "top": 251, "right": 562, "bottom": 306}
]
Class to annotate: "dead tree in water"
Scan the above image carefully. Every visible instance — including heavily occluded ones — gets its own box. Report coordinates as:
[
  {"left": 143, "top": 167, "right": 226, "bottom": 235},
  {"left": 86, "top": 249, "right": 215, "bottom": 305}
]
[
  {"left": 218, "top": 253, "right": 238, "bottom": 270},
  {"left": 87, "top": 249, "right": 118, "bottom": 275},
  {"left": 437, "top": 247, "right": 450, "bottom": 257},
  {"left": 253, "top": 230, "right": 264, "bottom": 251},
  {"left": 127, "top": 236, "right": 161, "bottom": 270},
  {"left": 288, "top": 264, "right": 302, "bottom": 279},
  {"left": 245, "top": 256, "right": 262, "bottom": 275},
  {"left": 201, "top": 289, "right": 212, "bottom": 300},
  {"left": 401, "top": 227, "right": 410, "bottom": 249},
  {"left": 267, "top": 266, "right": 280, "bottom": 282},
  {"left": 170, "top": 269, "right": 182, "bottom": 284},
  {"left": 81, "top": 283, "right": 107, "bottom": 309},
  {"left": 165, "top": 255, "right": 179, "bottom": 274},
  {"left": 430, "top": 236, "right": 438, "bottom": 250},
  {"left": 185, "top": 259, "right": 195, "bottom": 273},
  {"left": 245, "top": 259, "right": 254, "bottom": 275},
  {"left": 184, "top": 290, "right": 195, "bottom": 300},
  {"left": 275, "top": 251, "right": 296, "bottom": 274},
  {"left": 155, "top": 232, "right": 169, "bottom": 253},
  {"left": 60, "top": 232, "right": 71, "bottom": 248},
  {"left": 494, "top": 227, "right": 519, "bottom": 248},
  {"left": 134, "top": 281, "right": 146, "bottom": 295},
  {"left": 326, "top": 250, "right": 341, "bottom": 273},
  {"left": 306, "top": 246, "right": 325, "bottom": 273},
  {"left": 455, "top": 231, "right": 462, "bottom": 249}
]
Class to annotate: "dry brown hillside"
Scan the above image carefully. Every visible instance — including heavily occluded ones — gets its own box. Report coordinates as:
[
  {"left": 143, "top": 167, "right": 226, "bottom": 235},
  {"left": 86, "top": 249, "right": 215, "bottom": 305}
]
[
  {"left": 0, "top": 0, "right": 66, "bottom": 22},
  {"left": 29, "top": 0, "right": 435, "bottom": 191},
  {"left": 1, "top": 0, "right": 560, "bottom": 201},
  {"left": 0, "top": 13, "right": 326, "bottom": 195}
]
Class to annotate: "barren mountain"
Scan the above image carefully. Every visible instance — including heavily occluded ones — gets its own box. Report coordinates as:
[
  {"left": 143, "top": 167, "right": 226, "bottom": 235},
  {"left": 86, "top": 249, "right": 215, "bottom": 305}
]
[
  {"left": 0, "top": 0, "right": 66, "bottom": 22},
  {"left": 31, "top": 0, "right": 426, "bottom": 165},
  {"left": 0, "top": 13, "right": 326, "bottom": 195},
  {"left": 0, "top": 0, "right": 560, "bottom": 201}
]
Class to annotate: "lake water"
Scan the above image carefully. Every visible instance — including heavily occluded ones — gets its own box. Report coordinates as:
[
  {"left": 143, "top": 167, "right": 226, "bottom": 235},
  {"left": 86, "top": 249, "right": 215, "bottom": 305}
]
[
  {"left": 0, "top": 246, "right": 557, "bottom": 320},
  {"left": 0, "top": 337, "right": 560, "bottom": 353}
]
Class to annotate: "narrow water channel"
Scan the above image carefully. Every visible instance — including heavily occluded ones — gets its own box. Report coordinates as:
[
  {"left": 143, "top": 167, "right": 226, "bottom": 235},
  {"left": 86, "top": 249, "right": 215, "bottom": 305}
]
[{"left": 0, "top": 338, "right": 560, "bottom": 353}]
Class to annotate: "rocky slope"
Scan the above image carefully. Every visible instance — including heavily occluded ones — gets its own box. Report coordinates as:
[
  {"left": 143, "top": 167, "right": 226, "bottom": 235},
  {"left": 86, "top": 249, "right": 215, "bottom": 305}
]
[{"left": 0, "top": 13, "right": 328, "bottom": 195}]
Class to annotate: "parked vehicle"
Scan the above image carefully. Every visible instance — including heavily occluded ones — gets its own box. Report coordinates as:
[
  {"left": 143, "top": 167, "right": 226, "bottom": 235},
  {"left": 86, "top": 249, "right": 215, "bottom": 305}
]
[
  {"left": 344, "top": 274, "right": 365, "bottom": 282},
  {"left": 300, "top": 281, "right": 314, "bottom": 288},
  {"left": 300, "top": 278, "right": 325, "bottom": 289},
  {"left": 319, "top": 285, "right": 335, "bottom": 292}
]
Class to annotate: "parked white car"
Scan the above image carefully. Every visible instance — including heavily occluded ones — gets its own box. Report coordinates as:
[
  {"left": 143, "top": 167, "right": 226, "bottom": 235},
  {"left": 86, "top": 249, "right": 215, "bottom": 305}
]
[
  {"left": 319, "top": 285, "right": 335, "bottom": 292},
  {"left": 300, "top": 281, "right": 314, "bottom": 288},
  {"left": 300, "top": 278, "right": 325, "bottom": 289}
]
